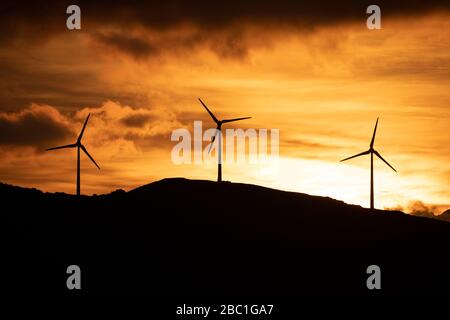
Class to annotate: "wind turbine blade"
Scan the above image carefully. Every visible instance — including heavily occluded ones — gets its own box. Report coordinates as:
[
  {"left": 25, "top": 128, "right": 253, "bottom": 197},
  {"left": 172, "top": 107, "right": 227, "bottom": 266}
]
[
  {"left": 208, "top": 129, "right": 218, "bottom": 153},
  {"left": 78, "top": 113, "right": 91, "bottom": 141},
  {"left": 198, "top": 98, "right": 219, "bottom": 124},
  {"left": 222, "top": 117, "right": 252, "bottom": 123},
  {"left": 46, "top": 143, "right": 77, "bottom": 151},
  {"left": 370, "top": 117, "right": 379, "bottom": 148},
  {"left": 80, "top": 144, "right": 100, "bottom": 170},
  {"left": 340, "top": 150, "right": 370, "bottom": 162},
  {"left": 373, "top": 150, "right": 396, "bottom": 172}
]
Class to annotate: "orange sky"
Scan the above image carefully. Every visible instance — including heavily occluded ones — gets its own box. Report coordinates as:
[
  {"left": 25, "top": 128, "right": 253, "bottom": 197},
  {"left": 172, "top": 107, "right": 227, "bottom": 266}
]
[{"left": 0, "top": 3, "right": 449, "bottom": 213}]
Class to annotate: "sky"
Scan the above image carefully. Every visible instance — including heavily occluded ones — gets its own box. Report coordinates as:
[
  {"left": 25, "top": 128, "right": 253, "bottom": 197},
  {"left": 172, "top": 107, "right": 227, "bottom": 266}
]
[{"left": 0, "top": 1, "right": 449, "bottom": 213}]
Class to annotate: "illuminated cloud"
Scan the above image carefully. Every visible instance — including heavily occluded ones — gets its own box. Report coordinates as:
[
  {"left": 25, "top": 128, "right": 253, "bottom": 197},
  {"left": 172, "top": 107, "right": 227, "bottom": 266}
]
[
  {"left": 386, "top": 200, "right": 450, "bottom": 222},
  {"left": 0, "top": 101, "right": 183, "bottom": 151},
  {"left": 72, "top": 100, "right": 182, "bottom": 146}
]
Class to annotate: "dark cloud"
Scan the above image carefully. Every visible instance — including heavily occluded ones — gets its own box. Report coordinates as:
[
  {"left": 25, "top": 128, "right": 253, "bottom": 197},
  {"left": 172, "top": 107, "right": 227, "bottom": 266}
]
[
  {"left": 94, "top": 32, "right": 160, "bottom": 59},
  {"left": 0, "top": 1, "right": 449, "bottom": 58},
  {"left": 0, "top": 1, "right": 64, "bottom": 46},
  {"left": 48, "top": 1, "right": 450, "bottom": 29},
  {"left": 0, "top": 105, "right": 74, "bottom": 148},
  {"left": 92, "top": 29, "right": 250, "bottom": 60},
  {"left": 120, "top": 113, "right": 154, "bottom": 128},
  {"left": 0, "top": 55, "right": 147, "bottom": 112}
]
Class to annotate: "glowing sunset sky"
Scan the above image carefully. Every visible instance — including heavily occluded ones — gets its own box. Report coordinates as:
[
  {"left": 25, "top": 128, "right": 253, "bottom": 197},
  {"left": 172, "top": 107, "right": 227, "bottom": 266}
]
[{"left": 0, "top": 1, "right": 449, "bottom": 213}]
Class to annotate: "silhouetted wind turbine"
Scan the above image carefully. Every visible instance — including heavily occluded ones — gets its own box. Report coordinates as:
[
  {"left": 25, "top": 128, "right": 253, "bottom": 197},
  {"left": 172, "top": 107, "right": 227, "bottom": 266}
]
[
  {"left": 198, "top": 98, "right": 251, "bottom": 182},
  {"left": 340, "top": 117, "right": 396, "bottom": 209},
  {"left": 46, "top": 113, "right": 100, "bottom": 196}
]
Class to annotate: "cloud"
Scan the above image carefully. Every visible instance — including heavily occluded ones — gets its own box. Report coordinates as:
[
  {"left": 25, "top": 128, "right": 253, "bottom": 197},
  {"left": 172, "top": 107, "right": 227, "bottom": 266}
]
[
  {"left": 94, "top": 32, "right": 160, "bottom": 60},
  {"left": 407, "top": 200, "right": 438, "bottom": 218},
  {"left": 72, "top": 101, "right": 184, "bottom": 150},
  {"left": 1, "top": 1, "right": 449, "bottom": 59},
  {"left": 92, "top": 27, "right": 252, "bottom": 60},
  {"left": 0, "top": 104, "right": 74, "bottom": 148},
  {"left": 120, "top": 114, "right": 155, "bottom": 128},
  {"left": 0, "top": 101, "right": 185, "bottom": 152},
  {"left": 385, "top": 200, "right": 446, "bottom": 220},
  {"left": 0, "top": 50, "right": 127, "bottom": 111},
  {"left": 410, "top": 203, "right": 450, "bottom": 223}
]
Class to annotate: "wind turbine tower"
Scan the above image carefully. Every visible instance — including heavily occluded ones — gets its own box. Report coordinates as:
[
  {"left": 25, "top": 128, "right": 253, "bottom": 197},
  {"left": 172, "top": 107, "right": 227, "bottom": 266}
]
[
  {"left": 198, "top": 98, "right": 251, "bottom": 182},
  {"left": 340, "top": 118, "right": 396, "bottom": 209},
  {"left": 46, "top": 113, "right": 100, "bottom": 196}
]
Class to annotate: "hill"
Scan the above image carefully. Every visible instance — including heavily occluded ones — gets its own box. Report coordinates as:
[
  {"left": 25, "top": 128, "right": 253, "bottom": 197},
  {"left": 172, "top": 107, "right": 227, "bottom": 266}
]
[{"left": 1, "top": 178, "right": 449, "bottom": 300}]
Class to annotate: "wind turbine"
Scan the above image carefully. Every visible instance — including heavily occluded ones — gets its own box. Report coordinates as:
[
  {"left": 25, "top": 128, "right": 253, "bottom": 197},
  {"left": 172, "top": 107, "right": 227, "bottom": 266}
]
[
  {"left": 46, "top": 113, "right": 100, "bottom": 196},
  {"left": 198, "top": 98, "right": 251, "bottom": 182},
  {"left": 340, "top": 117, "right": 396, "bottom": 209}
]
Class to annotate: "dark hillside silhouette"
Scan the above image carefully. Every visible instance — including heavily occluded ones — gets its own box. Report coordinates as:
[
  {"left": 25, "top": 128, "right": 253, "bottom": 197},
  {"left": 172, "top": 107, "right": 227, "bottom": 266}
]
[{"left": 1, "top": 178, "right": 449, "bottom": 300}]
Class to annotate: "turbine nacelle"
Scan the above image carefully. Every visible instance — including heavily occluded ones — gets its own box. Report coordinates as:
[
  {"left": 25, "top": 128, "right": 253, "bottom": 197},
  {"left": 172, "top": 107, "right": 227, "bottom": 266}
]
[{"left": 198, "top": 98, "right": 251, "bottom": 126}]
